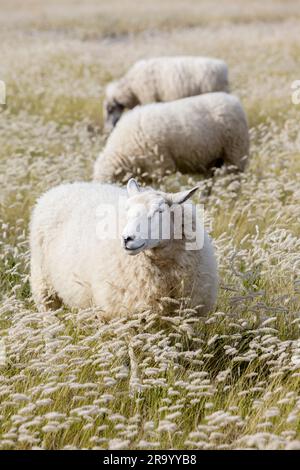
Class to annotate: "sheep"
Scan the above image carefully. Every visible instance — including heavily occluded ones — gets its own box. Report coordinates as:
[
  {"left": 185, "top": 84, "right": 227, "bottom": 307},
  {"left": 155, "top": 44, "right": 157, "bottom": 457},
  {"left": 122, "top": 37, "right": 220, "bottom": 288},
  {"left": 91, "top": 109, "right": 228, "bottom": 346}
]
[
  {"left": 103, "top": 56, "right": 229, "bottom": 132},
  {"left": 94, "top": 92, "right": 249, "bottom": 184},
  {"left": 30, "top": 179, "right": 218, "bottom": 318}
]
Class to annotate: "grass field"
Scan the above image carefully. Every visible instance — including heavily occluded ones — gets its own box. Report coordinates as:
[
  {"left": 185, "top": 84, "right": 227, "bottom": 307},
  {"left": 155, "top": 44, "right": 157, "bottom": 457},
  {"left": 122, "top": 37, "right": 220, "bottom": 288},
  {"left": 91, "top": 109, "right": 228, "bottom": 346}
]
[{"left": 0, "top": 0, "right": 300, "bottom": 450}]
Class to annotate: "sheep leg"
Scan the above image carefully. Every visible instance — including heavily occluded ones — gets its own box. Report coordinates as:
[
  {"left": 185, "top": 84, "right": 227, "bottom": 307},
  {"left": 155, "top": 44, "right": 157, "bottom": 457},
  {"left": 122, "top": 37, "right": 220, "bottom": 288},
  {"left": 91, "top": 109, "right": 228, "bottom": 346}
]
[
  {"left": 31, "top": 261, "right": 62, "bottom": 312},
  {"left": 224, "top": 134, "right": 249, "bottom": 172}
]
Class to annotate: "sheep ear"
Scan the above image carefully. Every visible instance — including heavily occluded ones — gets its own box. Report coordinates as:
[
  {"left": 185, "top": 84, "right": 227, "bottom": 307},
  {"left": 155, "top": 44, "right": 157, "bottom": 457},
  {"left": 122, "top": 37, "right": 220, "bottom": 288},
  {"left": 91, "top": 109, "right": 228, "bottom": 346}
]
[
  {"left": 127, "top": 178, "right": 140, "bottom": 196},
  {"left": 167, "top": 186, "right": 200, "bottom": 205}
]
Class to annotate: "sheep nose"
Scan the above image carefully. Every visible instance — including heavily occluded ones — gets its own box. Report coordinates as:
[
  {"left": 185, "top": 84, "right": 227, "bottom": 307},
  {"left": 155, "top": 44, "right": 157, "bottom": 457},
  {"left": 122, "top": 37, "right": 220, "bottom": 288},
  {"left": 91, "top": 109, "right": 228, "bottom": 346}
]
[{"left": 123, "top": 235, "right": 135, "bottom": 246}]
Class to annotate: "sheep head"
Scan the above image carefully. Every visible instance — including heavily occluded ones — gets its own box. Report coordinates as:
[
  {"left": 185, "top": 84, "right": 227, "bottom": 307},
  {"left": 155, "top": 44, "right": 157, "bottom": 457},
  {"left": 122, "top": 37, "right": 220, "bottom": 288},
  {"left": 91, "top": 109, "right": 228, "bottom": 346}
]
[
  {"left": 102, "top": 93, "right": 125, "bottom": 134},
  {"left": 122, "top": 178, "right": 201, "bottom": 255}
]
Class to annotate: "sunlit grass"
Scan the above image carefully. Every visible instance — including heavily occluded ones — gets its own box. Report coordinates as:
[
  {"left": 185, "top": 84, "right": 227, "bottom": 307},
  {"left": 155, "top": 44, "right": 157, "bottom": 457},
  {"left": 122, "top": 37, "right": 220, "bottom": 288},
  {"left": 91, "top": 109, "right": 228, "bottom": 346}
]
[{"left": 0, "top": 0, "right": 299, "bottom": 450}]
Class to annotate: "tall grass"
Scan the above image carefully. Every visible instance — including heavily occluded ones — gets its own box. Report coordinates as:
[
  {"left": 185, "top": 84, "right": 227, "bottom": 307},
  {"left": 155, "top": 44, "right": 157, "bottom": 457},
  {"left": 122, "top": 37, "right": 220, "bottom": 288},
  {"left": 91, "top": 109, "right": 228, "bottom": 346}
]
[{"left": 0, "top": 0, "right": 299, "bottom": 449}]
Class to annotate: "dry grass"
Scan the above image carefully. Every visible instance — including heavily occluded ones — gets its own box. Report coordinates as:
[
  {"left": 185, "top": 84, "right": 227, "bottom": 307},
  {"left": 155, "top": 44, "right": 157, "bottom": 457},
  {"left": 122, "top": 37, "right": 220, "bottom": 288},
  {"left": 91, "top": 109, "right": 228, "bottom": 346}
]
[{"left": 0, "top": 0, "right": 299, "bottom": 450}]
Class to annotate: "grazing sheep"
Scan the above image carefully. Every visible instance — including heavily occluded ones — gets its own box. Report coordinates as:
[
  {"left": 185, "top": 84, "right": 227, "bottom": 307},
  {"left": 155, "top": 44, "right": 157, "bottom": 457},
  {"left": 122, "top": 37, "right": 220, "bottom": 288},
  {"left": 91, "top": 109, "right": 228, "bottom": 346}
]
[
  {"left": 103, "top": 56, "right": 229, "bottom": 131},
  {"left": 95, "top": 92, "right": 249, "bottom": 184},
  {"left": 30, "top": 179, "right": 218, "bottom": 317}
]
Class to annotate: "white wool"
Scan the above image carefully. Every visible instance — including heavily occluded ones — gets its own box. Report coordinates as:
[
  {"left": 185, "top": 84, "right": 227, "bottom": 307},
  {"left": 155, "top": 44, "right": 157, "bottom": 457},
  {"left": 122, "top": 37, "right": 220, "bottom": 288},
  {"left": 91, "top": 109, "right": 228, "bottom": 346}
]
[
  {"left": 95, "top": 92, "right": 249, "bottom": 183},
  {"left": 30, "top": 181, "right": 218, "bottom": 318},
  {"left": 103, "top": 56, "right": 229, "bottom": 129}
]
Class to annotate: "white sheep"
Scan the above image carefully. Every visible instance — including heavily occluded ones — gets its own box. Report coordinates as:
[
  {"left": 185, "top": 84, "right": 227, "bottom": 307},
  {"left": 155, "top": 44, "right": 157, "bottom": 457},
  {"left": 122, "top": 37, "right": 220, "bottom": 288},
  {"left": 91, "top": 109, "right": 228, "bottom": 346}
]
[
  {"left": 95, "top": 92, "right": 249, "bottom": 184},
  {"left": 103, "top": 56, "right": 229, "bottom": 131},
  {"left": 30, "top": 179, "right": 218, "bottom": 317}
]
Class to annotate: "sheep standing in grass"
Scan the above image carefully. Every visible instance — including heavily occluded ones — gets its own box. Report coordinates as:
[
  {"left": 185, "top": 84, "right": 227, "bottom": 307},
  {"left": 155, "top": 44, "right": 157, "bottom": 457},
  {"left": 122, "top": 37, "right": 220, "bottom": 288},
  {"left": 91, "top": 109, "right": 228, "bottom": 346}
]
[
  {"left": 95, "top": 92, "right": 249, "bottom": 184},
  {"left": 30, "top": 179, "right": 218, "bottom": 317},
  {"left": 103, "top": 56, "right": 229, "bottom": 131}
]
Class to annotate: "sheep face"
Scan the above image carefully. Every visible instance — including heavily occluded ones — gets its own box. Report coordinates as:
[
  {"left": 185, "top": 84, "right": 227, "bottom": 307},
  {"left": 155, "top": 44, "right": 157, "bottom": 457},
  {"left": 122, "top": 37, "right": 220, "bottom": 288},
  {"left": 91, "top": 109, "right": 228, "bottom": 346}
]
[
  {"left": 103, "top": 98, "right": 125, "bottom": 133},
  {"left": 121, "top": 179, "right": 200, "bottom": 256}
]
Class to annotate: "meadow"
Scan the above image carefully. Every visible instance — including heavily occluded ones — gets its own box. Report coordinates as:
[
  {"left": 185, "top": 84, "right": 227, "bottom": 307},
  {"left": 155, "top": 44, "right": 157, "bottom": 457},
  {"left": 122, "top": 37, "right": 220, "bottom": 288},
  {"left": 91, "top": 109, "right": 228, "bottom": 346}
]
[{"left": 0, "top": 0, "right": 299, "bottom": 449}]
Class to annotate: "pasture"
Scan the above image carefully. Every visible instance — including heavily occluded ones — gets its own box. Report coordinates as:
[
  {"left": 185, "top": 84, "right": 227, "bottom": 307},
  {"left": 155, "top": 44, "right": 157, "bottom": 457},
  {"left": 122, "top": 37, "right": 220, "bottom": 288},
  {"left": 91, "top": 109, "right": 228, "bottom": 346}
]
[{"left": 0, "top": 0, "right": 299, "bottom": 449}]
